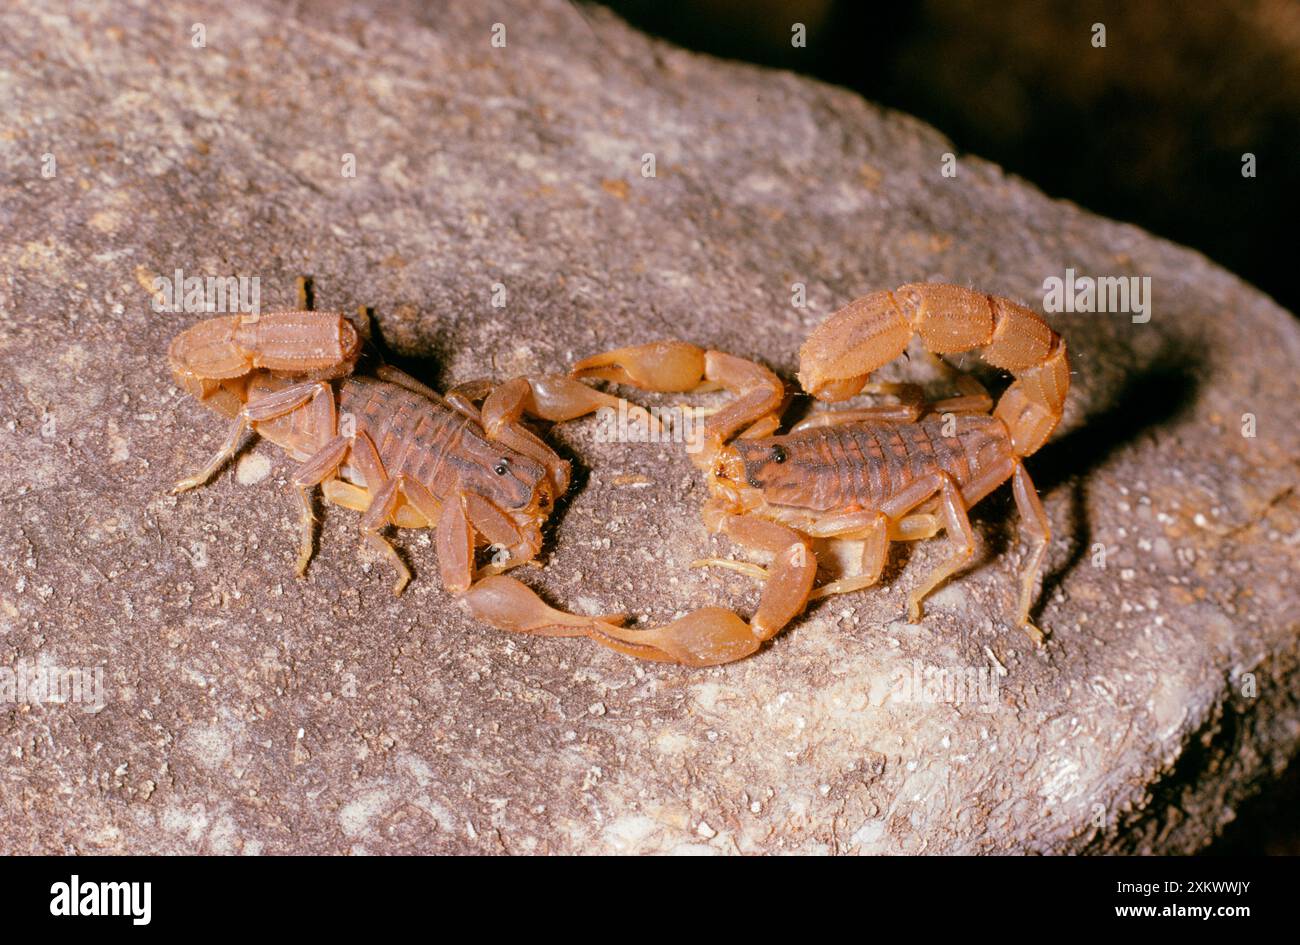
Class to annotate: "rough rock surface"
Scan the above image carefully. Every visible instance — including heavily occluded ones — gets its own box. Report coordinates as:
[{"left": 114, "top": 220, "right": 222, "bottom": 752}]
[{"left": 1, "top": 0, "right": 1298, "bottom": 854}]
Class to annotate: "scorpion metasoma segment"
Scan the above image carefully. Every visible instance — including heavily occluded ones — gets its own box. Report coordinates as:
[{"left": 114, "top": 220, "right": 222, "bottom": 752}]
[
  {"left": 168, "top": 279, "right": 660, "bottom": 642},
  {"left": 567, "top": 283, "right": 1070, "bottom": 665}
]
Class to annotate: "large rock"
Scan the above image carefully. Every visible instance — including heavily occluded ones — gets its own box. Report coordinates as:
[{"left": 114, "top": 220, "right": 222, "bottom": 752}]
[{"left": 1, "top": 0, "right": 1297, "bottom": 854}]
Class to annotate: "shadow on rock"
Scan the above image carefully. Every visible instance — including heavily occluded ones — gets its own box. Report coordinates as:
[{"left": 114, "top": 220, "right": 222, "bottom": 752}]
[{"left": 1028, "top": 346, "right": 1204, "bottom": 627}]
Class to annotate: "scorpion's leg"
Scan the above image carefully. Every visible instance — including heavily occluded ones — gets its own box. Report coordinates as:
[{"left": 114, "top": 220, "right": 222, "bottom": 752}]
[
  {"left": 572, "top": 342, "right": 784, "bottom": 455},
  {"left": 291, "top": 436, "right": 350, "bottom": 574},
  {"left": 320, "top": 479, "right": 428, "bottom": 528},
  {"left": 347, "top": 431, "right": 424, "bottom": 595},
  {"left": 891, "top": 513, "right": 942, "bottom": 541},
  {"left": 914, "top": 451, "right": 1050, "bottom": 642},
  {"left": 901, "top": 474, "right": 977, "bottom": 624},
  {"left": 363, "top": 475, "right": 441, "bottom": 595},
  {"left": 357, "top": 478, "right": 426, "bottom": 595},
  {"left": 171, "top": 410, "right": 254, "bottom": 494},
  {"left": 806, "top": 514, "right": 890, "bottom": 600},
  {"left": 1010, "top": 462, "right": 1050, "bottom": 644},
  {"left": 282, "top": 382, "right": 347, "bottom": 574},
  {"left": 375, "top": 364, "right": 445, "bottom": 403},
  {"left": 171, "top": 381, "right": 331, "bottom": 493}
]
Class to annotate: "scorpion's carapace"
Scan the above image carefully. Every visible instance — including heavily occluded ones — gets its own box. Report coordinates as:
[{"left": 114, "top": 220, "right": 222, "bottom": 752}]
[
  {"left": 566, "top": 282, "right": 1069, "bottom": 664},
  {"left": 167, "top": 280, "right": 648, "bottom": 647}
]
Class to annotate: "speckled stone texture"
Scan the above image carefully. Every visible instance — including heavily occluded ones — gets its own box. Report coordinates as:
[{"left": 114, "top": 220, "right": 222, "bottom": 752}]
[{"left": 1, "top": 0, "right": 1298, "bottom": 854}]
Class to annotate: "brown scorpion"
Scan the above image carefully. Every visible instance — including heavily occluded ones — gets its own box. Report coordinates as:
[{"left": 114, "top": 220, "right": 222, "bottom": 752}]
[
  {"left": 168, "top": 279, "right": 645, "bottom": 639},
  {"left": 170, "top": 282, "right": 1068, "bottom": 668},
  {"left": 548, "top": 283, "right": 1070, "bottom": 665}
]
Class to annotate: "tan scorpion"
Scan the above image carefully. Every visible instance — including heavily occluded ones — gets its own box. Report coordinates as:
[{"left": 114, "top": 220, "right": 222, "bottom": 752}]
[
  {"left": 169, "top": 281, "right": 1067, "bottom": 668},
  {"left": 553, "top": 282, "right": 1070, "bottom": 664},
  {"left": 168, "top": 279, "right": 643, "bottom": 640}
]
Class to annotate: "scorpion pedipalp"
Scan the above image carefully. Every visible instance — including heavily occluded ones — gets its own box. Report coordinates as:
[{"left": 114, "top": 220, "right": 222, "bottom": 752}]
[
  {"left": 572, "top": 340, "right": 708, "bottom": 392},
  {"left": 574, "top": 340, "right": 786, "bottom": 465},
  {"left": 461, "top": 574, "right": 626, "bottom": 637},
  {"left": 463, "top": 575, "right": 762, "bottom": 667}
]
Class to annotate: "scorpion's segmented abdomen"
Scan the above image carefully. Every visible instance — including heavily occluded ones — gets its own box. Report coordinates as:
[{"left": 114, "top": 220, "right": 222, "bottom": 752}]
[{"left": 737, "top": 416, "right": 1011, "bottom": 512}]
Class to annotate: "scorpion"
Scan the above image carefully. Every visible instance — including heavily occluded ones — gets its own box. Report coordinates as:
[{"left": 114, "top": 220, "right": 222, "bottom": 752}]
[
  {"left": 168, "top": 279, "right": 645, "bottom": 640},
  {"left": 169, "top": 281, "right": 1067, "bottom": 669},
  {"left": 549, "top": 282, "right": 1070, "bottom": 665}
]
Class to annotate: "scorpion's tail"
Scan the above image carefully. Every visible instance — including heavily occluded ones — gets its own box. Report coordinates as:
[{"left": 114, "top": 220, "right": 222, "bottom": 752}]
[{"left": 797, "top": 284, "right": 1069, "bottom": 458}]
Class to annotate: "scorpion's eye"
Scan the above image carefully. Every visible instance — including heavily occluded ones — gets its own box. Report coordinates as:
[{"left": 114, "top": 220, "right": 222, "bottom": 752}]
[
  {"left": 494, "top": 459, "right": 510, "bottom": 476},
  {"left": 770, "top": 445, "right": 788, "bottom": 464}
]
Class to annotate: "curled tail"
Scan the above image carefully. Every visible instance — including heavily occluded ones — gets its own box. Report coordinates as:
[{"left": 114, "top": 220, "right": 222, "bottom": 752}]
[{"left": 798, "top": 283, "right": 1069, "bottom": 457}]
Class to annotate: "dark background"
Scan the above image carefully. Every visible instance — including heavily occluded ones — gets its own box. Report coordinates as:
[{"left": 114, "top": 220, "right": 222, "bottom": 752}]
[
  {"left": 594, "top": 0, "right": 1300, "bottom": 855},
  {"left": 598, "top": 0, "right": 1300, "bottom": 317}
]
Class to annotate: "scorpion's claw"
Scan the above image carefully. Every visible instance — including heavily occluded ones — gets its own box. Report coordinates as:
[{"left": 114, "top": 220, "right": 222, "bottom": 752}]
[
  {"left": 462, "top": 576, "right": 761, "bottom": 666},
  {"left": 480, "top": 375, "right": 625, "bottom": 437},
  {"left": 604, "top": 607, "right": 760, "bottom": 667},
  {"left": 462, "top": 575, "right": 628, "bottom": 638},
  {"left": 572, "top": 341, "right": 707, "bottom": 393}
]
